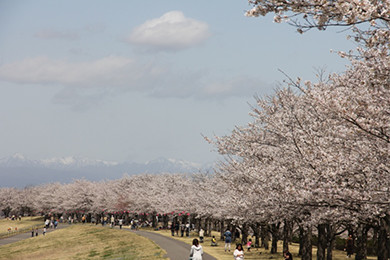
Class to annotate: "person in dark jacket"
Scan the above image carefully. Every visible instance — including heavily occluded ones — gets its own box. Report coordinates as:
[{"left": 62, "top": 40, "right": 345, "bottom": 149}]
[
  {"left": 175, "top": 222, "right": 180, "bottom": 236},
  {"left": 284, "top": 249, "right": 293, "bottom": 260},
  {"left": 345, "top": 235, "right": 354, "bottom": 258},
  {"left": 170, "top": 222, "right": 175, "bottom": 236}
]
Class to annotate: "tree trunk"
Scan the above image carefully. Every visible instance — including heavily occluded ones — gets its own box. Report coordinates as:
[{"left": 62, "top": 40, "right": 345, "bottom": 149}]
[
  {"left": 207, "top": 218, "right": 212, "bottom": 236},
  {"left": 317, "top": 224, "right": 327, "bottom": 260},
  {"left": 372, "top": 228, "right": 378, "bottom": 255},
  {"left": 214, "top": 220, "right": 219, "bottom": 232},
  {"left": 327, "top": 237, "right": 335, "bottom": 260},
  {"left": 300, "top": 225, "right": 312, "bottom": 260},
  {"left": 252, "top": 223, "right": 260, "bottom": 248},
  {"left": 283, "top": 220, "right": 293, "bottom": 252},
  {"left": 196, "top": 217, "right": 201, "bottom": 232},
  {"left": 203, "top": 218, "right": 209, "bottom": 236},
  {"left": 326, "top": 224, "right": 335, "bottom": 260},
  {"left": 299, "top": 226, "right": 303, "bottom": 257},
  {"left": 261, "top": 224, "right": 270, "bottom": 249},
  {"left": 270, "top": 223, "right": 280, "bottom": 254},
  {"left": 220, "top": 220, "right": 225, "bottom": 241},
  {"left": 163, "top": 214, "right": 169, "bottom": 228},
  {"left": 241, "top": 223, "right": 248, "bottom": 246},
  {"left": 355, "top": 224, "right": 369, "bottom": 260},
  {"left": 232, "top": 224, "right": 237, "bottom": 242},
  {"left": 377, "top": 215, "right": 390, "bottom": 260}
]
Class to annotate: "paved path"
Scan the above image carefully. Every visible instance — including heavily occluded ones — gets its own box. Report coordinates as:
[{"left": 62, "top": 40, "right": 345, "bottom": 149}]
[
  {"left": 0, "top": 224, "right": 68, "bottom": 247},
  {"left": 133, "top": 230, "right": 217, "bottom": 260}
]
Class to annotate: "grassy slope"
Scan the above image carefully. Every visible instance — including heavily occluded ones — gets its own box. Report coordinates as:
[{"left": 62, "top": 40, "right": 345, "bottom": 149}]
[
  {"left": 0, "top": 225, "right": 167, "bottom": 260},
  {"left": 0, "top": 216, "right": 44, "bottom": 237}
]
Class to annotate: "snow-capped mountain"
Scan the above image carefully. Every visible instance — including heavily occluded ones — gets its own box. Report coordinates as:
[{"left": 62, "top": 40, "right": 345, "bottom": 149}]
[
  {"left": 41, "top": 156, "right": 119, "bottom": 168},
  {"left": 0, "top": 153, "right": 40, "bottom": 167},
  {"left": 0, "top": 154, "right": 214, "bottom": 188}
]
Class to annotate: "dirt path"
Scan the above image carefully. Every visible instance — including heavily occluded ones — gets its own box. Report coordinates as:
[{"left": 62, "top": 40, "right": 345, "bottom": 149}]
[{"left": 133, "top": 230, "right": 217, "bottom": 260}]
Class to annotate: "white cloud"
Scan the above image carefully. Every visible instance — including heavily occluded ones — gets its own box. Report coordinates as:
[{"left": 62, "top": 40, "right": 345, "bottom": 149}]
[
  {"left": 34, "top": 29, "right": 79, "bottom": 40},
  {"left": 0, "top": 56, "right": 138, "bottom": 87},
  {"left": 201, "top": 76, "right": 272, "bottom": 98},
  {"left": 0, "top": 56, "right": 270, "bottom": 108},
  {"left": 127, "top": 11, "right": 211, "bottom": 51}
]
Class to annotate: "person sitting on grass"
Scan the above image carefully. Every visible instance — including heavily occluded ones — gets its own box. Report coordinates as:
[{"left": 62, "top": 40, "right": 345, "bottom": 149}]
[
  {"left": 284, "top": 249, "right": 293, "bottom": 260},
  {"left": 211, "top": 236, "right": 218, "bottom": 246}
]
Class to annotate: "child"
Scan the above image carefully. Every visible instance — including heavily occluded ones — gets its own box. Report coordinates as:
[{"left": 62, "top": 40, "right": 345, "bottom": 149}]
[
  {"left": 211, "top": 235, "right": 218, "bottom": 246},
  {"left": 43, "top": 227, "right": 46, "bottom": 236},
  {"left": 247, "top": 238, "right": 252, "bottom": 251}
]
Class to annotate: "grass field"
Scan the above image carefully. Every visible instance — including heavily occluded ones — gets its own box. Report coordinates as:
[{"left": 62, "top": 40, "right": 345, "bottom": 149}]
[
  {"left": 148, "top": 229, "right": 376, "bottom": 260},
  {"left": 0, "top": 216, "right": 44, "bottom": 238},
  {"left": 0, "top": 224, "right": 167, "bottom": 260}
]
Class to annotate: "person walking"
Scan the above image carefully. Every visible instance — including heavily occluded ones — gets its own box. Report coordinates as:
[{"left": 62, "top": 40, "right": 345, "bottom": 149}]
[
  {"left": 189, "top": 238, "right": 203, "bottom": 260},
  {"left": 224, "top": 229, "right": 232, "bottom": 252},
  {"left": 234, "top": 244, "right": 244, "bottom": 260},
  {"left": 246, "top": 238, "right": 252, "bottom": 251}
]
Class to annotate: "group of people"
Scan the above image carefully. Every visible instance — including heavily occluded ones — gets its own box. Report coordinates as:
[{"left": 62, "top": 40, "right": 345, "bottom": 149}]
[
  {"left": 170, "top": 221, "right": 190, "bottom": 237},
  {"left": 189, "top": 237, "right": 246, "bottom": 260},
  {"left": 222, "top": 229, "right": 245, "bottom": 260},
  {"left": 189, "top": 228, "right": 294, "bottom": 260},
  {"left": 44, "top": 218, "right": 58, "bottom": 229}
]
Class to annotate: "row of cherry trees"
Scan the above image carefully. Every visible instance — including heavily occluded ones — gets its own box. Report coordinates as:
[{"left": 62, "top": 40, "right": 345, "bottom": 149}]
[
  {"left": 0, "top": 164, "right": 388, "bottom": 259},
  {"left": 205, "top": 0, "right": 390, "bottom": 259}
]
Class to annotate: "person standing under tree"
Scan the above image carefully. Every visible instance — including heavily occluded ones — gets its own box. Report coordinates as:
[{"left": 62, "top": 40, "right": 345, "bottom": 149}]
[
  {"left": 345, "top": 235, "right": 354, "bottom": 258},
  {"left": 224, "top": 229, "right": 232, "bottom": 252},
  {"left": 170, "top": 222, "right": 175, "bottom": 236},
  {"left": 199, "top": 228, "right": 204, "bottom": 243}
]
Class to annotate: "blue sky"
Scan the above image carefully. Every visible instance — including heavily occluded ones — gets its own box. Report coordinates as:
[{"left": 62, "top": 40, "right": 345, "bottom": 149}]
[{"left": 0, "top": 0, "right": 354, "bottom": 164}]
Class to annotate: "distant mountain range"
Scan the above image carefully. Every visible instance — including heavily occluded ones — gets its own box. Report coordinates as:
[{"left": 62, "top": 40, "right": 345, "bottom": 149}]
[{"left": 0, "top": 153, "right": 214, "bottom": 188}]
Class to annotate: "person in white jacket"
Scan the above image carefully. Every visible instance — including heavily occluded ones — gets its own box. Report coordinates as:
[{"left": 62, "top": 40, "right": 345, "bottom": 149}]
[
  {"left": 189, "top": 238, "right": 203, "bottom": 260},
  {"left": 234, "top": 244, "right": 244, "bottom": 260}
]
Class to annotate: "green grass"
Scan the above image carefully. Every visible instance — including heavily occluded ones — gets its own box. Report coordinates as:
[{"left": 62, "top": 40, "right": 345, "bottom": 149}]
[
  {"left": 0, "top": 224, "right": 167, "bottom": 260},
  {"left": 0, "top": 216, "right": 44, "bottom": 238}
]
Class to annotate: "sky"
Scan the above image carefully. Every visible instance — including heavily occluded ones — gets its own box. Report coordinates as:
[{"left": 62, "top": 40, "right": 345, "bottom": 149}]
[{"left": 0, "top": 0, "right": 355, "bottom": 164}]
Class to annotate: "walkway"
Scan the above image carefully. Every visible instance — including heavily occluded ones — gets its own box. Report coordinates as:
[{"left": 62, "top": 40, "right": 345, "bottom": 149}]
[
  {"left": 133, "top": 230, "right": 217, "bottom": 260},
  {"left": 0, "top": 224, "right": 68, "bottom": 246}
]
